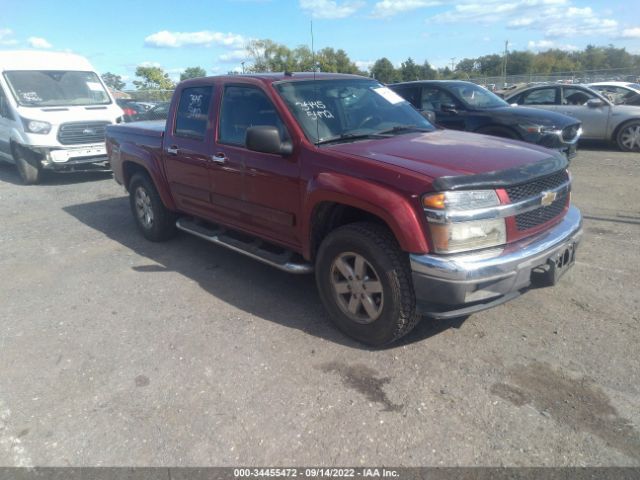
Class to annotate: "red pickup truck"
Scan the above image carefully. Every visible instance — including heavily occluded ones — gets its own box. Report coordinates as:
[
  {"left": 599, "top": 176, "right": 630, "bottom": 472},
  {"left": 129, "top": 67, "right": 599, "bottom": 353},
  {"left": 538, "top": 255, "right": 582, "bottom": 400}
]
[{"left": 106, "top": 73, "right": 583, "bottom": 346}]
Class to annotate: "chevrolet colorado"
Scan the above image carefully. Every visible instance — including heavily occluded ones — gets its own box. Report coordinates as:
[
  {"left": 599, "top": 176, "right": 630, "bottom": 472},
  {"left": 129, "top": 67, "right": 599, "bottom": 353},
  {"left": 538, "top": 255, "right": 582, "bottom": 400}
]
[{"left": 106, "top": 73, "right": 583, "bottom": 346}]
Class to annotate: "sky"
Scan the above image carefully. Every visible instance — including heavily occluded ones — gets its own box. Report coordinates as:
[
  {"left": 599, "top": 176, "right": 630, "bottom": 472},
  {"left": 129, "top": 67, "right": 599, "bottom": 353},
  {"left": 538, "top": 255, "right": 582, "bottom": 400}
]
[{"left": 2, "top": 0, "right": 640, "bottom": 87}]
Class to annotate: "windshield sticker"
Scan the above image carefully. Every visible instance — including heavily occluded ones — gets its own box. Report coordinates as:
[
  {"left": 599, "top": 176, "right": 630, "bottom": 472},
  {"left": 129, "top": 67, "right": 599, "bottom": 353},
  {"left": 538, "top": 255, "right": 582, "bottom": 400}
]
[
  {"left": 295, "top": 101, "right": 335, "bottom": 120},
  {"left": 20, "top": 92, "right": 42, "bottom": 103},
  {"left": 372, "top": 87, "right": 404, "bottom": 105},
  {"left": 86, "top": 81, "right": 104, "bottom": 92}
]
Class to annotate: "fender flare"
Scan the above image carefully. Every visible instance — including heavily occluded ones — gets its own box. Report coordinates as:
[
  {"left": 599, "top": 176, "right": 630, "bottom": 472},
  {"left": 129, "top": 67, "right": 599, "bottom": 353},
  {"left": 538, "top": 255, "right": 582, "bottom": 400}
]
[{"left": 303, "top": 172, "right": 430, "bottom": 258}]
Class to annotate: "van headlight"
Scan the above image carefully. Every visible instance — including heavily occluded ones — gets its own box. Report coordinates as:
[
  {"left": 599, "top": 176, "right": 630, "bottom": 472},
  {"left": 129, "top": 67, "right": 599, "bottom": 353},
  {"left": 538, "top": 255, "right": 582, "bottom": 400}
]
[
  {"left": 422, "top": 190, "right": 507, "bottom": 254},
  {"left": 21, "top": 117, "right": 52, "bottom": 134}
]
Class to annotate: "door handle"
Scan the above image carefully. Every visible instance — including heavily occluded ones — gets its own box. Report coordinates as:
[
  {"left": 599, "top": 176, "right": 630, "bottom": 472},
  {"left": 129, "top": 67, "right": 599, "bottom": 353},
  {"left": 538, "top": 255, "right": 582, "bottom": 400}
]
[
  {"left": 211, "top": 153, "right": 227, "bottom": 165},
  {"left": 167, "top": 146, "right": 179, "bottom": 155}
]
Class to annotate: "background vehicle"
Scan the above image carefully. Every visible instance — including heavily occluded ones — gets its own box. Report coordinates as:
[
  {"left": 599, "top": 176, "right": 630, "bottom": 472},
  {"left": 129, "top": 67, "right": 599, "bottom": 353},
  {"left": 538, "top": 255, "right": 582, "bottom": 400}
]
[
  {"left": 106, "top": 73, "right": 582, "bottom": 346},
  {"left": 143, "top": 101, "right": 170, "bottom": 121},
  {"left": 505, "top": 83, "right": 640, "bottom": 151},
  {"left": 390, "top": 80, "right": 581, "bottom": 159},
  {"left": 116, "top": 99, "right": 147, "bottom": 122},
  {"left": 0, "top": 50, "right": 123, "bottom": 184},
  {"left": 588, "top": 82, "right": 640, "bottom": 106}
]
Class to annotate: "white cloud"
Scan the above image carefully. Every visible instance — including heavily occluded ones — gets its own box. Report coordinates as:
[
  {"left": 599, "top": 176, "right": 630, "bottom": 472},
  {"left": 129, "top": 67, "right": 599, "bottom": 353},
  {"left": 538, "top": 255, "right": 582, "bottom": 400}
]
[
  {"left": 0, "top": 28, "right": 18, "bottom": 46},
  {"left": 27, "top": 36, "right": 52, "bottom": 49},
  {"left": 427, "top": 0, "right": 619, "bottom": 38},
  {"left": 219, "top": 49, "right": 248, "bottom": 62},
  {"left": 355, "top": 60, "right": 375, "bottom": 71},
  {"left": 299, "top": 0, "right": 365, "bottom": 19},
  {"left": 144, "top": 30, "right": 245, "bottom": 49},
  {"left": 138, "top": 61, "right": 162, "bottom": 68},
  {"left": 621, "top": 27, "right": 640, "bottom": 39},
  {"left": 528, "top": 40, "right": 578, "bottom": 51},
  {"left": 371, "top": 0, "right": 441, "bottom": 18}
]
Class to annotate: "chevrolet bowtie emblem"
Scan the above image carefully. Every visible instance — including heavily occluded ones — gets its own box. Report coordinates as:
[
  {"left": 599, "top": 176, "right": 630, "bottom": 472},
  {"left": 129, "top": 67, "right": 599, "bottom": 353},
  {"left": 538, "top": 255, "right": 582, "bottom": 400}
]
[{"left": 541, "top": 190, "right": 557, "bottom": 206}]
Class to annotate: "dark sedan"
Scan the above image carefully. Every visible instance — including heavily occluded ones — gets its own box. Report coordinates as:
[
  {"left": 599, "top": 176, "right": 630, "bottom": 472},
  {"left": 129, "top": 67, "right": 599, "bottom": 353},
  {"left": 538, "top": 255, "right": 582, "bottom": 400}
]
[{"left": 389, "top": 80, "right": 581, "bottom": 158}]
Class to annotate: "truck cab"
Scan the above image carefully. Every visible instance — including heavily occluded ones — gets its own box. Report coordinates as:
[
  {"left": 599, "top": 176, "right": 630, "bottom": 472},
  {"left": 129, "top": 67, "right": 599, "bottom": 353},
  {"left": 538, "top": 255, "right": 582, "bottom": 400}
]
[{"left": 0, "top": 50, "right": 123, "bottom": 184}]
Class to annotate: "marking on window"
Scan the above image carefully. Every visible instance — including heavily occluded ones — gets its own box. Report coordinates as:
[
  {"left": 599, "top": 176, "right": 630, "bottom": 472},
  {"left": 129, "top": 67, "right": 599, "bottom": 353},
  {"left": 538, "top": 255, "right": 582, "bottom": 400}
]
[
  {"left": 295, "top": 100, "right": 334, "bottom": 120},
  {"left": 86, "top": 81, "right": 103, "bottom": 92},
  {"left": 187, "top": 93, "right": 204, "bottom": 118}
]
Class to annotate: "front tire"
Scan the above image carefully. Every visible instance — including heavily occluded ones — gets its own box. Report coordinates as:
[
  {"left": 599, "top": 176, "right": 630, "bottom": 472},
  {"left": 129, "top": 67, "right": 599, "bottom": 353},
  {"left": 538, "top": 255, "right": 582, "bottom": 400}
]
[
  {"left": 315, "top": 222, "right": 421, "bottom": 346},
  {"left": 128, "top": 173, "right": 177, "bottom": 241},
  {"left": 616, "top": 121, "right": 640, "bottom": 152},
  {"left": 12, "top": 145, "right": 41, "bottom": 185}
]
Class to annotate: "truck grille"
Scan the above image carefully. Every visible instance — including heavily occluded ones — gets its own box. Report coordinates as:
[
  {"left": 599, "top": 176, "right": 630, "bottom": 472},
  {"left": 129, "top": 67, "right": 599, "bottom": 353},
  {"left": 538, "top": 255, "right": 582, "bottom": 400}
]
[
  {"left": 57, "top": 121, "right": 110, "bottom": 145},
  {"left": 506, "top": 170, "right": 570, "bottom": 231}
]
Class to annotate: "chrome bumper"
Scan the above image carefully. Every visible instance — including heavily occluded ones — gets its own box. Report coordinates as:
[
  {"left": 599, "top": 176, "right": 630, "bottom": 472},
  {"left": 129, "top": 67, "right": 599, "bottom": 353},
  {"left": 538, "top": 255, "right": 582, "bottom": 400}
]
[{"left": 410, "top": 205, "right": 583, "bottom": 318}]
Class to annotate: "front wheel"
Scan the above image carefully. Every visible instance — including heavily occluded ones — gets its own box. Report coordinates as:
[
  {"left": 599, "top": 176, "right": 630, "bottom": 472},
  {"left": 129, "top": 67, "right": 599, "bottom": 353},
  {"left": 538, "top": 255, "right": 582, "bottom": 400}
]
[
  {"left": 128, "top": 173, "right": 177, "bottom": 241},
  {"left": 12, "top": 145, "right": 41, "bottom": 185},
  {"left": 315, "top": 222, "right": 421, "bottom": 346},
  {"left": 616, "top": 121, "right": 640, "bottom": 152}
]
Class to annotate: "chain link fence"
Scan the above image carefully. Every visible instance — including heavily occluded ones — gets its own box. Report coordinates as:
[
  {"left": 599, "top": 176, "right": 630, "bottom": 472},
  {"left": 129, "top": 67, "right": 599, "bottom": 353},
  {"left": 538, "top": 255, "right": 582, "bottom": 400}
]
[{"left": 469, "top": 67, "right": 640, "bottom": 89}]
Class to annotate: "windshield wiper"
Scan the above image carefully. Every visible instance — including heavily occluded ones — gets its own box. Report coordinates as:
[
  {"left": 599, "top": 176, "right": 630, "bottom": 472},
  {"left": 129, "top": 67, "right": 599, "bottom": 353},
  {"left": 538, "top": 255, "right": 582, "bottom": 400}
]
[
  {"left": 374, "top": 125, "right": 432, "bottom": 135},
  {"left": 315, "top": 132, "right": 388, "bottom": 145}
]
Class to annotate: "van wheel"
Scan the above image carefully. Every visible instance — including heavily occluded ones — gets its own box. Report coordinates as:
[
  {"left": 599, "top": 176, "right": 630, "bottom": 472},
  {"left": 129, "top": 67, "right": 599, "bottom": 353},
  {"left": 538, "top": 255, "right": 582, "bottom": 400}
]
[
  {"left": 128, "top": 173, "right": 177, "bottom": 241},
  {"left": 13, "top": 145, "right": 41, "bottom": 185},
  {"left": 616, "top": 121, "right": 640, "bottom": 152},
  {"left": 315, "top": 222, "right": 421, "bottom": 346}
]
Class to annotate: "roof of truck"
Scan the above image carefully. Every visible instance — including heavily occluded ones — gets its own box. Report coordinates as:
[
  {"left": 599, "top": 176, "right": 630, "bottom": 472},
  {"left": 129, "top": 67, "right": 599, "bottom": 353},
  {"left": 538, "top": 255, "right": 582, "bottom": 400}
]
[
  {"left": 179, "top": 72, "right": 369, "bottom": 87},
  {"left": 0, "top": 50, "right": 95, "bottom": 72}
]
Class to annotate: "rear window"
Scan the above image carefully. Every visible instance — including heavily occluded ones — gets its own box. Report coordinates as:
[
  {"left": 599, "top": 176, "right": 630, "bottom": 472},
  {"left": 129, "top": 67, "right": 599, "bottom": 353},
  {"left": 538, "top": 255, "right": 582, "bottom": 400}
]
[{"left": 174, "top": 86, "right": 213, "bottom": 140}]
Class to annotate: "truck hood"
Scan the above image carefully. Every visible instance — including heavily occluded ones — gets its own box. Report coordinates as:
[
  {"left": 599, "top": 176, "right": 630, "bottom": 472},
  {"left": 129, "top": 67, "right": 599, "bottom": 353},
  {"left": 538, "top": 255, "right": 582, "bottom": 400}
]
[
  {"left": 324, "top": 129, "right": 561, "bottom": 180},
  {"left": 485, "top": 105, "right": 579, "bottom": 128}
]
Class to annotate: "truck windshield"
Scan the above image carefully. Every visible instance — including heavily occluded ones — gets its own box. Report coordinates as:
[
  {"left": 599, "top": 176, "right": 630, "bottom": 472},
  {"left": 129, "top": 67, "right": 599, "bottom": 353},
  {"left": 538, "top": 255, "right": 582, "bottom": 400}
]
[
  {"left": 4, "top": 70, "right": 111, "bottom": 107},
  {"left": 275, "top": 79, "right": 433, "bottom": 144}
]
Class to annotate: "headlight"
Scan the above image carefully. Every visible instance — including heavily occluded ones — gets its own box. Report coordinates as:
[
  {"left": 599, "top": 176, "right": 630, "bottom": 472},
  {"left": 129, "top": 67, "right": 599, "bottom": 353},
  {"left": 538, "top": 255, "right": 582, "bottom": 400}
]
[
  {"left": 517, "top": 123, "right": 560, "bottom": 135},
  {"left": 21, "top": 117, "right": 52, "bottom": 134},
  {"left": 422, "top": 190, "right": 506, "bottom": 254}
]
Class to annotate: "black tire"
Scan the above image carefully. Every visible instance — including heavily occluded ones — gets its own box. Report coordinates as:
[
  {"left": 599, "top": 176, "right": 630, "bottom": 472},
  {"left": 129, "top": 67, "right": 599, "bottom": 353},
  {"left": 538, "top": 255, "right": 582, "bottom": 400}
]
[
  {"left": 12, "top": 145, "right": 41, "bottom": 185},
  {"left": 615, "top": 120, "right": 640, "bottom": 152},
  {"left": 128, "top": 173, "right": 177, "bottom": 241},
  {"left": 475, "top": 126, "right": 518, "bottom": 140},
  {"left": 315, "top": 222, "right": 421, "bottom": 346}
]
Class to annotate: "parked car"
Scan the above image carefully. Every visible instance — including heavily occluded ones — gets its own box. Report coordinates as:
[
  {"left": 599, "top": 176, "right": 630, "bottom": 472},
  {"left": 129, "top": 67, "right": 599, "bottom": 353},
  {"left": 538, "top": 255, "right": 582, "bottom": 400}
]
[
  {"left": 0, "top": 50, "right": 123, "bottom": 184},
  {"left": 106, "top": 73, "right": 582, "bottom": 346},
  {"left": 143, "top": 101, "right": 170, "bottom": 121},
  {"left": 504, "top": 83, "right": 640, "bottom": 151},
  {"left": 389, "top": 80, "right": 581, "bottom": 159},
  {"left": 587, "top": 82, "right": 640, "bottom": 106},
  {"left": 116, "top": 99, "right": 147, "bottom": 122}
]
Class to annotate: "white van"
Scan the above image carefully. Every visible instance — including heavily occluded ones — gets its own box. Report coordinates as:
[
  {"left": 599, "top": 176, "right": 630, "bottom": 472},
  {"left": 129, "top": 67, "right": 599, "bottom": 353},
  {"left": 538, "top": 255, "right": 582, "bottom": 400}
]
[{"left": 0, "top": 50, "right": 124, "bottom": 184}]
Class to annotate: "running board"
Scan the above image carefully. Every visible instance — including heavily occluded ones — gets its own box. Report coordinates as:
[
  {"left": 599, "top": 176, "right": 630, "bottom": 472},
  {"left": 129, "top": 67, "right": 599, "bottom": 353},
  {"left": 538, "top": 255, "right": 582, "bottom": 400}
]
[{"left": 175, "top": 217, "right": 313, "bottom": 274}]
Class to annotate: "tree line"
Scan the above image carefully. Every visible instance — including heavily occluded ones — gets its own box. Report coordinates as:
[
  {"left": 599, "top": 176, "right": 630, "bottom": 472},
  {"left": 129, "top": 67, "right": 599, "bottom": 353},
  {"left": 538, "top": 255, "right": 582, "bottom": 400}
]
[{"left": 101, "top": 42, "right": 640, "bottom": 91}]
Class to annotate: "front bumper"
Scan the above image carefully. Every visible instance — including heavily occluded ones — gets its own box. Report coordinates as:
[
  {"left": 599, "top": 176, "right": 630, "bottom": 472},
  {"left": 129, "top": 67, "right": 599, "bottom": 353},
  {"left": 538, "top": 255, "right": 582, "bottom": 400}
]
[
  {"left": 410, "top": 205, "right": 583, "bottom": 318},
  {"left": 30, "top": 144, "right": 111, "bottom": 171}
]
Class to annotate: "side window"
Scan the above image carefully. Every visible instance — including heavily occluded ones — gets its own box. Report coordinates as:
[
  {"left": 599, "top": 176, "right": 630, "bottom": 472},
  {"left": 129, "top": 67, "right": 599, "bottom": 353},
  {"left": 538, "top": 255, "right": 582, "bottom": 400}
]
[
  {"left": 0, "top": 86, "right": 13, "bottom": 119},
  {"left": 174, "top": 86, "right": 213, "bottom": 140},
  {"left": 392, "top": 86, "right": 421, "bottom": 108},
  {"left": 521, "top": 88, "right": 557, "bottom": 105},
  {"left": 562, "top": 87, "right": 596, "bottom": 105},
  {"left": 421, "top": 87, "right": 456, "bottom": 111},
  {"left": 219, "top": 86, "right": 288, "bottom": 146}
]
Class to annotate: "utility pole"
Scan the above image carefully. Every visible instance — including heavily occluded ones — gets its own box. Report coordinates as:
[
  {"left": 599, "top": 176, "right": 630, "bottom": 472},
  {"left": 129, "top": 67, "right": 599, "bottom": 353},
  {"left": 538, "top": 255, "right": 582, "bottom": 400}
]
[
  {"left": 450, "top": 57, "right": 456, "bottom": 71},
  {"left": 502, "top": 40, "right": 509, "bottom": 86}
]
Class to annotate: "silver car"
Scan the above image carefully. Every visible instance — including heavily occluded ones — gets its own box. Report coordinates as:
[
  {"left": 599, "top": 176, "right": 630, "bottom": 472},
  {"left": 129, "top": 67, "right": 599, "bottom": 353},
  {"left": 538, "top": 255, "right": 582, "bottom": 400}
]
[{"left": 505, "top": 83, "right": 640, "bottom": 151}]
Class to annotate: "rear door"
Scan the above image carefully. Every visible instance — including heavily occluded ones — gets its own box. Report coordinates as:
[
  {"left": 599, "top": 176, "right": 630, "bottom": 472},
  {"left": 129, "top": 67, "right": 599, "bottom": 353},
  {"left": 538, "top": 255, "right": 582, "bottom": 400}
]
[
  {"left": 558, "top": 86, "right": 610, "bottom": 140},
  {"left": 215, "top": 84, "right": 301, "bottom": 248},
  {"left": 163, "top": 85, "right": 217, "bottom": 218}
]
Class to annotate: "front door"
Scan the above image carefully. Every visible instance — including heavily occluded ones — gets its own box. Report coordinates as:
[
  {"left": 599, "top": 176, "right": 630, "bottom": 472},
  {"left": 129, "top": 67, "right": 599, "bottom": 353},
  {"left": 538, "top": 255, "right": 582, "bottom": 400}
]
[
  {"left": 421, "top": 86, "right": 467, "bottom": 130},
  {"left": 558, "top": 86, "right": 610, "bottom": 140}
]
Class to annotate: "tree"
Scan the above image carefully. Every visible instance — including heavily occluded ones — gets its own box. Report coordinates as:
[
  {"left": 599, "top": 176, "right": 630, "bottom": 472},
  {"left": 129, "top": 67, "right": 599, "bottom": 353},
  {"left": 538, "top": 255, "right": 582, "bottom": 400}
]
[
  {"left": 371, "top": 58, "right": 398, "bottom": 84},
  {"left": 180, "top": 66, "right": 207, "bottom": 81},
  {"left": 133, "top": 66, "right": 175, "bottom": 90},
  {"left": 400, "top": 57, "right": 421, "bottom": 81},
  {"left": 101, "top": 72, "right": 125, "bottom": 91}
]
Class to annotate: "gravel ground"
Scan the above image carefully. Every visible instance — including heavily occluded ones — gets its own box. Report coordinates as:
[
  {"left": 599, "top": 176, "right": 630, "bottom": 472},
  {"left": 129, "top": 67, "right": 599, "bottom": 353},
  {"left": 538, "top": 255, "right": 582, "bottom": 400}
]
[{"left": 0, "top": 145, "right": 638, "bottom": 467}]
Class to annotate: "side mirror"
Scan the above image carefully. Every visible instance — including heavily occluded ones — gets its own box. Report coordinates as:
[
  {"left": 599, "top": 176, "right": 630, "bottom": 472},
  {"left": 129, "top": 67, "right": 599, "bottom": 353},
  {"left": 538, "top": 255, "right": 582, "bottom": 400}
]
[
  {"left": 441, "top": 103, "right": 458, "bottom": 114},
  {"left": 586, "top": 98, "right": 604, "bottom": 108},
  {"left": 420, "top": 110, "right": 436, "bottom": 124},
  {"left": 246, "top": 126, "right": 292, "bottom": 156}
]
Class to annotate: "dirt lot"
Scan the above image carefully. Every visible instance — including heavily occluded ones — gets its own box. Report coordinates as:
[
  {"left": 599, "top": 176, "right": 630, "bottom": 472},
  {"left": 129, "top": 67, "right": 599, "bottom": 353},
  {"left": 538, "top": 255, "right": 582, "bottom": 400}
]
[{"left": 0, "top": 145, "right": 638, "bottom": 467}]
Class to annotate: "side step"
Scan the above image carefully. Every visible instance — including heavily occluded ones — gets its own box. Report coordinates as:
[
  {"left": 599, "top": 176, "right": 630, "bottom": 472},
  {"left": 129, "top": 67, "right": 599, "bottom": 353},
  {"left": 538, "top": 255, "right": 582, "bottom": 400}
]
[{"left": 176, "top": 217, "right": 314, "bottom": 274}]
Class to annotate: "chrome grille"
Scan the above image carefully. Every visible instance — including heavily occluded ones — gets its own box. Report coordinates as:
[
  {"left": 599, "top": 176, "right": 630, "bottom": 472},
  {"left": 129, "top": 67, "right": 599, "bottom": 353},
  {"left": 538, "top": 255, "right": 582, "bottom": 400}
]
[
  {"left": 505, "top": 170, "right": 569, "bottom": 202},
  {"left": 515, "top": 197, "right": 566, "bottom": 231},
  {"left": 57, "top": 121, "right": 109, "bottom": 145}
]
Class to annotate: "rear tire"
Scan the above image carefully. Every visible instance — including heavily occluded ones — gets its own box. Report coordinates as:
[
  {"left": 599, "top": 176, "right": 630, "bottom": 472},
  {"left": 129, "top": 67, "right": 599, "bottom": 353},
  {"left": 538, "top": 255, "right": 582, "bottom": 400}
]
[
  {"left": 615, "top": 120, "right": 640, "bottom": 152},
  {"left": 315, "top": 222, "right": 421, "bottom": 346},
  {"left": 12, "top": 145, "right": 41, "bottom": 185},
  {"left": 128, "top": 173, "right": 177, "bottom": 241}
]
